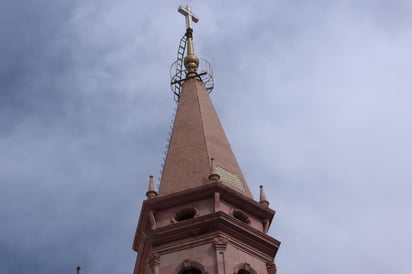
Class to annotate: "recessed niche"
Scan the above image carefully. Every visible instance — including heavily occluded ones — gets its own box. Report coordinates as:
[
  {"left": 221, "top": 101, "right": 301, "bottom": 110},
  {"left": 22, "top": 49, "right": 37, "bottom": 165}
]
[
  {"left": 232, "top": 209, "right": 250, "bottom": 224},
  {"left": 172, "top": 208, "right": 199, "bottom": 223}
]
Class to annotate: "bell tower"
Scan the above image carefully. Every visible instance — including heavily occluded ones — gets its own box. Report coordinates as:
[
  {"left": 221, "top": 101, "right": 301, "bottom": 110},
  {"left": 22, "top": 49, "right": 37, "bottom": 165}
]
[{"left": 132, "top": 6, "right": 280, "bottom": 274}]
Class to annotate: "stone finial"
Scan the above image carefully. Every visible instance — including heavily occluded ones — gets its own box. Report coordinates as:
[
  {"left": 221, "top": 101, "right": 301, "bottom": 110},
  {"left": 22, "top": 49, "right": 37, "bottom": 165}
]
[
  {"left": 259, "top": 185, "right": 270, "bottom": 207},
  {"left": 76, "top": 266, "right": 80, "bottom": 274},
  {"left": 208, "top": 158, "right": 220, "bottom": 181},
  {"left": 146, "top": 175, "right": 158, "bottom": 199}
]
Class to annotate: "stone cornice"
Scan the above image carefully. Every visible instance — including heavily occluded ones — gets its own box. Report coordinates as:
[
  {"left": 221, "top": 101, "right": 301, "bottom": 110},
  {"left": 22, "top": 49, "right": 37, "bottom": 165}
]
[
  {"left": 147, "top": 181, "right": 274, "bottom": 217},
  {"left": 146, "top": 211, "right": 280, "bottom": 258},
  {"left": 133, "top": 181, "right": 277, "bottom": 252}
]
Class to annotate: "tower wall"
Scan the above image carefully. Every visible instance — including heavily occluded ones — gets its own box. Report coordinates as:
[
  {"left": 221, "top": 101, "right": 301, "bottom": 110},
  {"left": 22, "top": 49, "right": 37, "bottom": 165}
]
[{"left": 133, "top": 182, "right": 279, "bottom": 274}]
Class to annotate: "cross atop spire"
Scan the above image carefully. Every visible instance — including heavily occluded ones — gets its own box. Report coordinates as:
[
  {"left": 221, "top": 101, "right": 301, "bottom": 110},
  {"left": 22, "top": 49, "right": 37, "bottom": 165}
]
[
  {"left": 161, "top": 6, "right": 252, "bottom": 198},
  {"left": 178, "top": 5, "right": 199, "bottom": 30},
  {"left": 178, "top": 5, "right": 199, "bottom": 76}
]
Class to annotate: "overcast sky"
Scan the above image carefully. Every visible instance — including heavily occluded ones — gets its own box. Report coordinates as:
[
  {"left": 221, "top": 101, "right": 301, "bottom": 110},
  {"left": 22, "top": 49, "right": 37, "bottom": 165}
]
[{"left": 1, "top": 1, "right": 412, "bottom": 274}]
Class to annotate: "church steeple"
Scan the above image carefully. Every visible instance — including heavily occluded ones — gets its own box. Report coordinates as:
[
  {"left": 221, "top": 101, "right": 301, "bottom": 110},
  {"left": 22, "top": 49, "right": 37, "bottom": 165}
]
[
  {"left": 132, "top": 7, "right": 280, "bottom": 274},
  {"left": 159, "top": 5, "right": 253, "bottom": 199}
]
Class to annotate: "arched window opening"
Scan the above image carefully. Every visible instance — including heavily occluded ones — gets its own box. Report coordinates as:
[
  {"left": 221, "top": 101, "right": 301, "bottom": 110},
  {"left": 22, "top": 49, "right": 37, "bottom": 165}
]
[
  {"left": 234, "top": 263, "right": 256, "bottom": 274},
  {"left": 175, "top": 208, "right": 198, "bottom": 222},
  {"left": 177, "top": 259, "right": 205, "bottom": 274},
  {"left": 180, "top": 268, "right": 202, "bottom": 274},
  {"left": 232, "top": 209, "right": 250, "bottom": 224}
]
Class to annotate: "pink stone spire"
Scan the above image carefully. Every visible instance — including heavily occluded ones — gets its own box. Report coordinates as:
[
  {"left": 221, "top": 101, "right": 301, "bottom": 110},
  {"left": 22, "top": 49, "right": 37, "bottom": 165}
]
[{"left": 158, "top": 79, "right": 253, "bottom": 198}]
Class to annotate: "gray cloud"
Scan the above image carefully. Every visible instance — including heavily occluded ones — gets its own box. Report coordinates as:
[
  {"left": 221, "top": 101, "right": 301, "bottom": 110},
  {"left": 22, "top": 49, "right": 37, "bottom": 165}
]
[{"left": 1, "top": 1, "right": 411, "bottom": 274}]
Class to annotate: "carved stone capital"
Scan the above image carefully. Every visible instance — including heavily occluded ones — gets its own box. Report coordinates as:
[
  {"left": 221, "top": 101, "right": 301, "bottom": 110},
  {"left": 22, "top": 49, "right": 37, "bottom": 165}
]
[
  {"left": 149, "top": 252, "right": 160, "bottom": 268},
  {"left": 213, "top": 236, "right": 228, "bottom": 251},
  {"left": 266, "top": 261, "right": 277, "bottom": 274}
]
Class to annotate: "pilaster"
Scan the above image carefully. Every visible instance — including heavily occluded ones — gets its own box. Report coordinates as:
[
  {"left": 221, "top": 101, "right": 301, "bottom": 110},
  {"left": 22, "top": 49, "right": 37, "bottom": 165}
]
[{"left": 214, "top": 236, "right": 228, "bottom": 274}]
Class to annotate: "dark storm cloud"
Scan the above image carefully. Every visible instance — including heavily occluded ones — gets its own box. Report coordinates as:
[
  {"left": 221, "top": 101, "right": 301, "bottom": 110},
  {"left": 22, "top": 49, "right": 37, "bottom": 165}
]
[
  {"left": 0, "top": 1, "right": 76, "bottom": 133},
  {"left": 195, "top": 1, "right": 412, "bottom": 273},
  {"left": 0, "top": 1, "right": 171, "bottom": 273},
  {"left": 1, "top": 1, "right": 412, "bottom": 274}
]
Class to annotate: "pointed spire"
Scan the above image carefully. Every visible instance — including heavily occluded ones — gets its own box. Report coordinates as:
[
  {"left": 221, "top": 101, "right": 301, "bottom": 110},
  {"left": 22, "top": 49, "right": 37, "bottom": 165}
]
[
  {"left": 159, "top": 79, "right": 253, "bottom": 198},
  {"left": 160, "top": 7, "right": 252, "bottom": 199},
  {"left": 259, "top": 185, "right": 270, "bottom": 207},
  {"left": 146, "top": 175, "right": 157, "bottom": 199},
  {"left": 208, "top": 158, "right": 220, "bottom": 181}
]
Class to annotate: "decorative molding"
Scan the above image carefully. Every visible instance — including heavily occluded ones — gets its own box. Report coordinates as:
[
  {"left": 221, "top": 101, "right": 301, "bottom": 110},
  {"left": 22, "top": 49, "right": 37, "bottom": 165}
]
[
  {"left": 266, "top": 261, "right": 277, "bottom": 274},
  {"left": 149, "top": 252, "right": 160, "bottom": 268},
  {"left": 151, "top": 212, "right": 280, "bottom": 258},
  {"left": 213, "top": 236, "right": 228, "bottom": 251}
]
